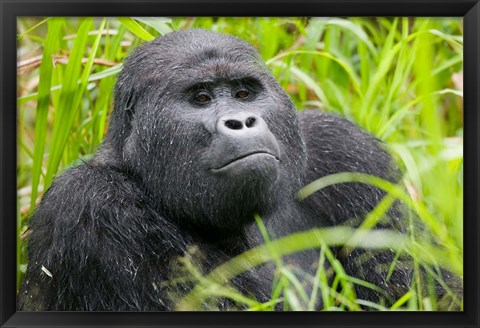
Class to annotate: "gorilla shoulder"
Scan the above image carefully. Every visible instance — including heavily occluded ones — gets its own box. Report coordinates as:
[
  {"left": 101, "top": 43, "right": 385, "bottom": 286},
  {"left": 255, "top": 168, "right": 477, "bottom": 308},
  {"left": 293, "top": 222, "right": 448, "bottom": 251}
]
[
  {"left": 298, "top": 110, "right": 398, "bottom": 182},
  {"left": 297, "top": 110, "right": 401, "bottom": 227}
]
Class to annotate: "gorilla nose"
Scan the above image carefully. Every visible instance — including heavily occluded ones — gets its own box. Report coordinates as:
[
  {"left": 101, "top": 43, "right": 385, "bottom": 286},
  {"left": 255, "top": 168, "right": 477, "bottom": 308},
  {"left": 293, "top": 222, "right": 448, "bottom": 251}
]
[
  {"left": 224, "top": 117, "right": 256, "bottom": 130},
  {"left": 216, "top": 112, "right": 265, "bottom": 136}
]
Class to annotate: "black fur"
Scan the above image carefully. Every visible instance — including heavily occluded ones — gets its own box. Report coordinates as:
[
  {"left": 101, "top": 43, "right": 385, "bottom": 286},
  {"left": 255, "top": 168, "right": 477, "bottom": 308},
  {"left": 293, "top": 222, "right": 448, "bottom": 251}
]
[{"left": 18, "top": 29, "right": 447, "bottom": 311}]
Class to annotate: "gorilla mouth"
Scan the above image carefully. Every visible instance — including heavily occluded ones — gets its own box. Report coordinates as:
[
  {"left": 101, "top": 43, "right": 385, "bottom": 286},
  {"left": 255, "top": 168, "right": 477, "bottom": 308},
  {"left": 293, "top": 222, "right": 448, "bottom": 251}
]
[{"left": 211, "top": 151, "right": 279, "bottom": 172}]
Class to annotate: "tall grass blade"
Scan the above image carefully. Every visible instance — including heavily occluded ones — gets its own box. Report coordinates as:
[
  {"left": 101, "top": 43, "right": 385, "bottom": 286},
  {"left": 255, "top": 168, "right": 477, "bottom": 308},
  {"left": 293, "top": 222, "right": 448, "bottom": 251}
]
[
  {"left": 44, "top": 18, "right": 99, "bottom": 187},
  {"left": 118, "top": 17, "right": 155, "bottom": 41},
  {"left": 29, "top": 18, "right": 64, "bottom": 208}
]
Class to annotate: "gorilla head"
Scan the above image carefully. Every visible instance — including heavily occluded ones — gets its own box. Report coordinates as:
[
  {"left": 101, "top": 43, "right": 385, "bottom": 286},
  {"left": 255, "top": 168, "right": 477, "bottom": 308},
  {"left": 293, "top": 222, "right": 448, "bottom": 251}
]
[{"left": 101, "top": 29, "right": 307, "bottom": 234}]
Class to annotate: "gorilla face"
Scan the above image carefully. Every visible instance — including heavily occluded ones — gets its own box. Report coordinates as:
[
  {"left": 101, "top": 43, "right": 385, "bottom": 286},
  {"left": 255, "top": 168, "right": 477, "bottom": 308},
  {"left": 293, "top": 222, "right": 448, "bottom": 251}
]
[{"left": 108, "top": 29, "right": 307, "bottom": 234}]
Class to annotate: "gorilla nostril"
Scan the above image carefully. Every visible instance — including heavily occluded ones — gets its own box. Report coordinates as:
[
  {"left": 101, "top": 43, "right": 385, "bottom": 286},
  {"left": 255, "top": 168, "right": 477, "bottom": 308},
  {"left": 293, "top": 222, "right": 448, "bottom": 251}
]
[
  {"left": 225, "top": 119, "right": 243, "bottom": 130},
  {"left": 245, "top": 117, "right": 256, "bottom": 128}
]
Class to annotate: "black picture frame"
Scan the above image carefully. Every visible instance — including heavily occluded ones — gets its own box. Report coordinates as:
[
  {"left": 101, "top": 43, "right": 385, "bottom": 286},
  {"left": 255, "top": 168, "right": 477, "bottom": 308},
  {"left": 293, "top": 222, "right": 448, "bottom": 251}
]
[{"left": 1, "top": 1, "right": 479, "bottom": 327}]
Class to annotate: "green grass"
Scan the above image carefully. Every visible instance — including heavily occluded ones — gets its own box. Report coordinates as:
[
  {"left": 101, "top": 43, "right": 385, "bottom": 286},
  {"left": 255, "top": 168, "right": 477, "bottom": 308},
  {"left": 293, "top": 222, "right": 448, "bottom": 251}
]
[{"left": 16, "top": 17, "right": 463, "bottom": 311}]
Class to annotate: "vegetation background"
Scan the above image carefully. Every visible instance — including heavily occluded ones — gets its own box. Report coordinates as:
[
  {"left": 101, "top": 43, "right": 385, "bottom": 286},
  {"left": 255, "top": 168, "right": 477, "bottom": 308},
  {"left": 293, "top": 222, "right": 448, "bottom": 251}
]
[{"left": 16, "top": 17, "right": 463, "bottom": 311}]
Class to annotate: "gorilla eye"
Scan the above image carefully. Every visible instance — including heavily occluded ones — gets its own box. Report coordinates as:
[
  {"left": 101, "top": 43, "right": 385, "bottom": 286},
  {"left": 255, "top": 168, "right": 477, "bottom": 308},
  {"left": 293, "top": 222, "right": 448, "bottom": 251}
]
[
  {"left": 194, "top": 93, "right": 212, "bottom": 105},
  {"left": 235, "top": 90, "right": 249, "bottom": 99}
]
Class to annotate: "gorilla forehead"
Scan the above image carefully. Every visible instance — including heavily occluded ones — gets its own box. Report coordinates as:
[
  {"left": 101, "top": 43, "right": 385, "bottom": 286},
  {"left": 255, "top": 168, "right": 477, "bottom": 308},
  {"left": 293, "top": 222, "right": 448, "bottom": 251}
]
[{"left": 128, "top": 29, "right": 265, "bottom": 83}]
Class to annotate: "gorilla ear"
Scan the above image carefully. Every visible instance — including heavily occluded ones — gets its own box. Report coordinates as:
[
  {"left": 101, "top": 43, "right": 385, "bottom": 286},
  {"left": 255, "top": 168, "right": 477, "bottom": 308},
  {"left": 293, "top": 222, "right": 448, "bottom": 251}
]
[{"left": 125, "top": 91, "right": 136, "bottom": 121}]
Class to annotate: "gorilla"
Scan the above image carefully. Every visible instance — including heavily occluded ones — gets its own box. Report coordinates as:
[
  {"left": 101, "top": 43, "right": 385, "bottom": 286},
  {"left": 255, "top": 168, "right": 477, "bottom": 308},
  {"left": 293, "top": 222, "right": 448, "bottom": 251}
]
[{"left": 17, "top": 29, "right": 453, "bottom": 311}]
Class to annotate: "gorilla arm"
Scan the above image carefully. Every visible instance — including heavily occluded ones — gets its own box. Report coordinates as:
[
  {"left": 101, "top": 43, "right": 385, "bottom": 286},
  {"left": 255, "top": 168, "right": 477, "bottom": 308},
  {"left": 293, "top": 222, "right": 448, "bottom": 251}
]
[{"left": 18, "top": 163, "right": 190, "bottom": 311}]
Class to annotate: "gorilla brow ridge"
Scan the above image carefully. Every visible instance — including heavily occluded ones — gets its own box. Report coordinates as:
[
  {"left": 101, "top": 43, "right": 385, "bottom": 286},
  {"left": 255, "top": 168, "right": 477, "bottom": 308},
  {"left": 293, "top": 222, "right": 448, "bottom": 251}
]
[{"left": 183, "top": 77, "right": 264, "bottom": 96}]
